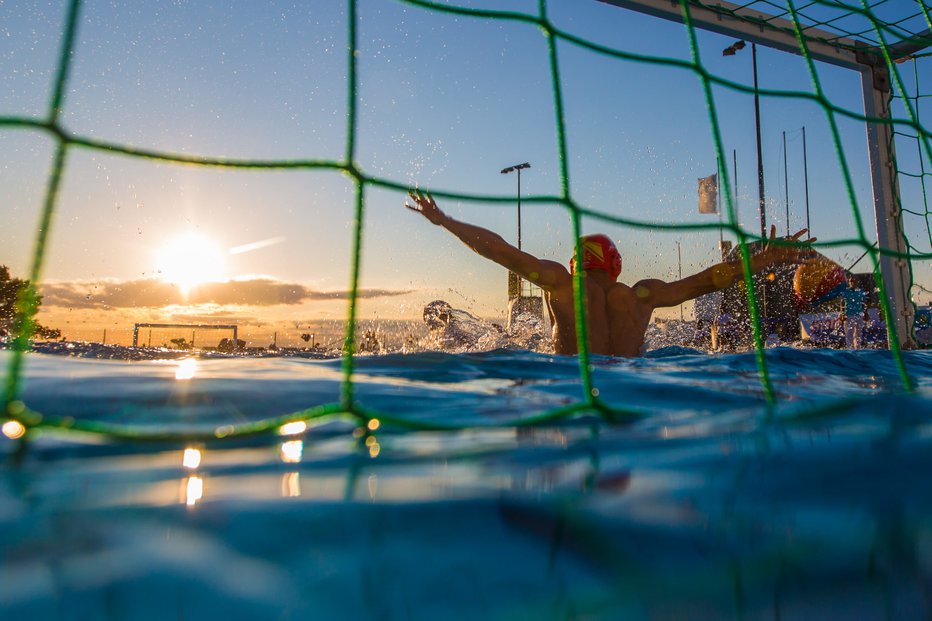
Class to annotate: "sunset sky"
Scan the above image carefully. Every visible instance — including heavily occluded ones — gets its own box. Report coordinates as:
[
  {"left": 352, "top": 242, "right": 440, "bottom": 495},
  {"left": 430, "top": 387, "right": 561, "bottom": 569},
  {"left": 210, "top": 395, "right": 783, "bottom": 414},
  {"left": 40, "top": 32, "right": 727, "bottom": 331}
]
[{"left": 2, "top": 0, "right": 930, "bottom": 346}]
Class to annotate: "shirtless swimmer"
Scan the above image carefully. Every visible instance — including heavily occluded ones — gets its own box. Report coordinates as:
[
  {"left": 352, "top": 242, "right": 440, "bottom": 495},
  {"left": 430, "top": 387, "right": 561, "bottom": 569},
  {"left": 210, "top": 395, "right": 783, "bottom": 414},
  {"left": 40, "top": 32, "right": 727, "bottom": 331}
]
[{"left": 406, "top": 190, "right": 814, "bottom": 356}]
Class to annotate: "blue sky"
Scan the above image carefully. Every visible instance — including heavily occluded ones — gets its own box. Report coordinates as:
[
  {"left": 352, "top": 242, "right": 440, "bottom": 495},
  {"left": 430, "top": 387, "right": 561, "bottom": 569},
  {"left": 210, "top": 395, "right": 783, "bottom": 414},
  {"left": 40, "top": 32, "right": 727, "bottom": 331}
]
[{"left": 2, "top": 0, "right": 930, "bottom": 343}]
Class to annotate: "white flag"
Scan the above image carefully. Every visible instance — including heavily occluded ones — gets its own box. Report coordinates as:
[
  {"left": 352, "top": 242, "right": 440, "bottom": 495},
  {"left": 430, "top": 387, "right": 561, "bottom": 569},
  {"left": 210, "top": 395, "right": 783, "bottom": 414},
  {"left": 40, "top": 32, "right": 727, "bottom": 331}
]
[{"left": 698, "top": 173, "right": 718, "bottom": 214}]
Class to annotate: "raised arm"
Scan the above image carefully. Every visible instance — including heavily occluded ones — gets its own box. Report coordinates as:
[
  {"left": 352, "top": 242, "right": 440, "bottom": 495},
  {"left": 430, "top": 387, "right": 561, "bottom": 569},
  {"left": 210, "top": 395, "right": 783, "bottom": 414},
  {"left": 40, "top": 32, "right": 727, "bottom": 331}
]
[
  {"left": 406, "top": 190, "right": 568, "bottom": 290},
  {"left": 639, "top": 225, "right": 816, "bottom": 308}
]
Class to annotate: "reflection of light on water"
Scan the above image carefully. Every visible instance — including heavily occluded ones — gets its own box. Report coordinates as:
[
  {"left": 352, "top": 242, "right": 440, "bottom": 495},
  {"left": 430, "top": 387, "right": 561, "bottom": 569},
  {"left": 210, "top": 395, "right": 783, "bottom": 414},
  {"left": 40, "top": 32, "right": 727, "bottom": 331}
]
[
  {"left": 368, "top": 474, "right": 378, "bottom": 500},
  {"left": 182, "top": 476, "right": 203, "bottom": 506},
  {"left": 281, "top": 472, "right": 301, "bottom": 497},
  {"left": 660, "top": 425, "right": 698, "bottom": 439},
  {"left": 280, "top": 440, "right": 303, "bottom": 463},
  {"left": 279, "top": 421, "right": 307, "bottom": 436},
  {"left": 175, "top": 358, "right": 198, "bottom": 380},
  {"left": 366, "top": 435, "right": 380, "bottom": 458},
  {"left": 2, "top": 420, "right": 26, "bottom": 440},
  {"left": 179, "top": 446, "right": 204, "bottom": 506},
  {"left": 183, "top": 447, "right": 202, "bottom": 469}
]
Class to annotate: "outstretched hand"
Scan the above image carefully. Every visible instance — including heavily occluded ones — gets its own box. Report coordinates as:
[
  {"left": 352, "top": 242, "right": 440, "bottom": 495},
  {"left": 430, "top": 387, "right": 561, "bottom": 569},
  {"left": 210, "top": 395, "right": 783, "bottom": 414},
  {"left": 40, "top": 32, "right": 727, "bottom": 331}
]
[
  {"left": 405, "top": 190, "right": 447, "bottom": 225},
  {"left": 759, "top": 225, "right": 817, "bottom": 265}
]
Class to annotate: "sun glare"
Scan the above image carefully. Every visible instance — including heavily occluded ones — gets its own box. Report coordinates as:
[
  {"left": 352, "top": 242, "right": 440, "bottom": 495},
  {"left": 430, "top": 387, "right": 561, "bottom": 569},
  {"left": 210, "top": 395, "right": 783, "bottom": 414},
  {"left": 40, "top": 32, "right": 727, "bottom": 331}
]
[{"left": 155, "top": 233, "right": 227, "bottom": 294}]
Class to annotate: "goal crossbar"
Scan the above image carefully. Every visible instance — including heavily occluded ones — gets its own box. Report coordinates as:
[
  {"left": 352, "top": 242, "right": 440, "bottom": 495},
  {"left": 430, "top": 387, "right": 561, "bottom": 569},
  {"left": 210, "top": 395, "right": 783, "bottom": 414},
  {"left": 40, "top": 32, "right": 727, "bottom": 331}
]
[
  {"left": 597, "top": 0, "right": 932, "bottom": 349},
  {"left": 598, "top": 0, "right": 867, "bottom": 69},
  {"left": 132, "top": 323, "right": 238, "bottom": 348}
]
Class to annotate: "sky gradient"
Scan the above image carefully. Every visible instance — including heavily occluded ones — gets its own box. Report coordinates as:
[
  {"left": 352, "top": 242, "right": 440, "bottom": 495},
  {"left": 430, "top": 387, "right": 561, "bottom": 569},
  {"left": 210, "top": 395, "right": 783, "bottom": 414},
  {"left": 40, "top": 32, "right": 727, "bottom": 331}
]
[{"left": 2, "top": 0, "right": 930, "bottom": 346}]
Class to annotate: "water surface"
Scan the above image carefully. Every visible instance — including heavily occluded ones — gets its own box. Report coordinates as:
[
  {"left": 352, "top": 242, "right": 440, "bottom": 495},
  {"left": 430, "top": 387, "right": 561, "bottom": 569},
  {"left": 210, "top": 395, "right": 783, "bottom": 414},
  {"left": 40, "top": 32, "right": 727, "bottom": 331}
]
[{"left": 2, "top": 346, "right": 931, "bottom": 620}]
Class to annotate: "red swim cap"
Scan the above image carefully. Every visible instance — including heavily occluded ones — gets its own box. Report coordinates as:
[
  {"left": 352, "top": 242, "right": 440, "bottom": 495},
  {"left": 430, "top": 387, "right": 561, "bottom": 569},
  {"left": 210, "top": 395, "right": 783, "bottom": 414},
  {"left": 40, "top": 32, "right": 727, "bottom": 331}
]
[{"left": 569, "top": 234, "right": 622, "bottom": 281}]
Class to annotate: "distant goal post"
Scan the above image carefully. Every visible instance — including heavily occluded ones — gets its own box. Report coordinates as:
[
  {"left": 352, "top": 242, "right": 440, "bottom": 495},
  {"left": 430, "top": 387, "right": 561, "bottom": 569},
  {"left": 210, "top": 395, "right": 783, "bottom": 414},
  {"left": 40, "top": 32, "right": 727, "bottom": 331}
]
[{"left": 132, "top": 323, "right": 239, "bottom": 349}]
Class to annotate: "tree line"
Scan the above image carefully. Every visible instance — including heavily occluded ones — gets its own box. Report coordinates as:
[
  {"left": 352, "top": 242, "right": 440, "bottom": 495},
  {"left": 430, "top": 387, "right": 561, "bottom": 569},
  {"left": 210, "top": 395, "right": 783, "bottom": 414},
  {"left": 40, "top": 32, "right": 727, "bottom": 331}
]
[{"left": 0, "top": 265, "right": 62, "bottom": 341}]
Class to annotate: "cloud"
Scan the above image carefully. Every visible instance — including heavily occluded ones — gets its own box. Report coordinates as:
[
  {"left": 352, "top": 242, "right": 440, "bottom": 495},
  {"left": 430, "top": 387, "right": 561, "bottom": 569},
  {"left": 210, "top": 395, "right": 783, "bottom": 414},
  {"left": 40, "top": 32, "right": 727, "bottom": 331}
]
[
  {"left": 163, "top": 309, "right": 264, "bottom": 325},
  {"left": 39, "top": 278, "right": 412, "bottom": 309}
]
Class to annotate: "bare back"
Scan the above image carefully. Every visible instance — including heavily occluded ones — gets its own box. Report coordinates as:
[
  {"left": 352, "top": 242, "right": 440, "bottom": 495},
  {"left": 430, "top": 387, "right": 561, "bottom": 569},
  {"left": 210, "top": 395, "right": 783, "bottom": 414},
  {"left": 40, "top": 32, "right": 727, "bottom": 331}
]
[
  {"left": 546, "top": 272, "right": 655, "bottom": 357},
  {"left": 406, "top": 192, "right": 812, "bottom": 358}
]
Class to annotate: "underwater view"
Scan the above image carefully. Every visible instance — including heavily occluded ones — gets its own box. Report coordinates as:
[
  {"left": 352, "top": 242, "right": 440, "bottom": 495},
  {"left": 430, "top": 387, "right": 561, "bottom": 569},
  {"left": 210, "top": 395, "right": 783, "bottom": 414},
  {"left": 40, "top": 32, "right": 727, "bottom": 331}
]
[{"left": 2, "top": 343, "right": 931, "bottom": 620}]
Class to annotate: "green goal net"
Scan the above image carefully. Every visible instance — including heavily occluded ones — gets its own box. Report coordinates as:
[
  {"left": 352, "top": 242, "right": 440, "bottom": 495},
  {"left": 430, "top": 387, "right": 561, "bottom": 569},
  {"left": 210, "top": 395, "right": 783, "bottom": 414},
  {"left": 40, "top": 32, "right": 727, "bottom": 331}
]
[{"left": 2, "top": 0, "right": 930, "bottom": 442}]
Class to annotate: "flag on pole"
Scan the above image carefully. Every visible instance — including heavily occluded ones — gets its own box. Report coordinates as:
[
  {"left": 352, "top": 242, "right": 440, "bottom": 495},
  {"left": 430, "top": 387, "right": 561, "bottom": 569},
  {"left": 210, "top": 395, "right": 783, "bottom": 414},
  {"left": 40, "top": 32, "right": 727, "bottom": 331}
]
[{"left": 698, "top": 173, "right": 718, "bottom": 214}]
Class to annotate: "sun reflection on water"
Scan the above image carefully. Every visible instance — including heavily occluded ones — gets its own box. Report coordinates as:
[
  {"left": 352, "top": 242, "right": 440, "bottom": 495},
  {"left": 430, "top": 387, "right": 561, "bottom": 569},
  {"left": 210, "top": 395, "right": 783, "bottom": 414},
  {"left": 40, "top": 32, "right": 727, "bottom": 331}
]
[
  {"left": 182, "top": 476, "right": 203, "bottom": 506},
  {"left": 2, "top": 420, "right": 26, "bottom": 440},
  {"left": 179, "top": 446, "right": 205, "bottom": 506},
  {"left": 280, "top": 440, "right": 303, "bottom": 464},
  {"left": 183, "top": 447, "right": 202, "bottom": 469},
  {"left": 281, "top": 472, "right": 301, "bottom": 497},
  {"left": 175, "top": 358, "right": 198, "bottom": 380},
  {"left": 366, "top": 435, "right": 381, "bottom": 458}
]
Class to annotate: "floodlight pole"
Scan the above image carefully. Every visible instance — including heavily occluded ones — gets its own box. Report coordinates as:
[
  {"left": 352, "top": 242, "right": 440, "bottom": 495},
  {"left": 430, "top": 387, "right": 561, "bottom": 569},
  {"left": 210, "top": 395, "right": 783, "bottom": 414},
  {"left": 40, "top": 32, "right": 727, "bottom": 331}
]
[
  {"left": 725, "top": 148, "right": 736, "bottom": 261},
  {"left": 724, "top": 39, "right": 768, "bottom": 317},
  {"left": 717, "top": 154, "right": 724, "bottom": 247},
  {"left": 783, "top": 130, "right": 789, "bottom": 236},
  {"left": 802, "top": 125, "right": 811, "bottom": 235},
  {"left": 676, "top": 241, "right": 683, "bottom": 321},
  {"left": 733, "top": 147, "right": 738, "bottom": 221},
  {"left": 501, "top": 162, "right": 530, "bottom": 250},
  {"left": 501, "top": 162, "right": 531, "bottom": 299},
  {"left": 751, "top": 43, "right": 766, "bottom": 241}
]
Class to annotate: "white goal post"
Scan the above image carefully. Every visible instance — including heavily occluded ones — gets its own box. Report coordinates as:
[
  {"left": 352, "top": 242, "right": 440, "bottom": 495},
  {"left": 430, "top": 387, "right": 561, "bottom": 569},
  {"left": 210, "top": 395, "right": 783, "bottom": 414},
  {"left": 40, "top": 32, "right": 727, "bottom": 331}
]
[{"left": 597, "top": 0, "right": 930, "bottom": 349}]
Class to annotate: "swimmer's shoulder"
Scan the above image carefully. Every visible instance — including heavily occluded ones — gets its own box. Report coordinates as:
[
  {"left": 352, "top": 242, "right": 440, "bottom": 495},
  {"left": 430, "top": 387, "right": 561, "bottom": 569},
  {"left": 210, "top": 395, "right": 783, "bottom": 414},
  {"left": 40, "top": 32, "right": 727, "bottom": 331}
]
[
  {"left": 540, "top": 258, "right": 567, "bottom": 271},
  {"left": 601, "top": 281, "right": 638, "bottom": 309},
  {"left": 529, "top": 259, "right": 571, "bottom": 290},
  {"left": 539, "top": 259, "right": 571, "bottom": 279},
  {"left": 626, "top": 278, "right": 666, "bottom": 303}
]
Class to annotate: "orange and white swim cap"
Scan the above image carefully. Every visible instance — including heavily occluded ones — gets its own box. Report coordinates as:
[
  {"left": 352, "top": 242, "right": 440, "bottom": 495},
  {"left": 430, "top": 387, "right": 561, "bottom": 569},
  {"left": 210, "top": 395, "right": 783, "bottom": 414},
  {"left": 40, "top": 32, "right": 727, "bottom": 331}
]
[{"left": 569, "top": 234, "right": 622, "bottom": 281}]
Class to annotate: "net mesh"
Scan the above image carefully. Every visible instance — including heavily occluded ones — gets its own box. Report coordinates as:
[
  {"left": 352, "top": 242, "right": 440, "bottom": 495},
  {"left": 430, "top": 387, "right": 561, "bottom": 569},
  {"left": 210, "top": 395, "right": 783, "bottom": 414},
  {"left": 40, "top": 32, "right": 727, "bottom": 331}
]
[{"left": 2, "top": 0, "right": 930, "bottom": 443}]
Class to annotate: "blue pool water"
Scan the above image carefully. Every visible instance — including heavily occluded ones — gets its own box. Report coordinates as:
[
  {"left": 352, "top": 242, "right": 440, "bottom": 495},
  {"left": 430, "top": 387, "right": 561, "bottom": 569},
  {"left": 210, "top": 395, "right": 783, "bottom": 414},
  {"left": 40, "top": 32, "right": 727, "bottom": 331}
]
[{"left": 2, "top": 345, "right": 932, "bottom": 620}]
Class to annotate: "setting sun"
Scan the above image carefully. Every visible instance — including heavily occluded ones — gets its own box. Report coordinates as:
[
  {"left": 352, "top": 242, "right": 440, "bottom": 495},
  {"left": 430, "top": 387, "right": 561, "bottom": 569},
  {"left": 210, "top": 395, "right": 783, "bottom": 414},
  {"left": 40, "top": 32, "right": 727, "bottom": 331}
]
[{"left": 155, "top": 233, "right": 227, "bottom": 294}]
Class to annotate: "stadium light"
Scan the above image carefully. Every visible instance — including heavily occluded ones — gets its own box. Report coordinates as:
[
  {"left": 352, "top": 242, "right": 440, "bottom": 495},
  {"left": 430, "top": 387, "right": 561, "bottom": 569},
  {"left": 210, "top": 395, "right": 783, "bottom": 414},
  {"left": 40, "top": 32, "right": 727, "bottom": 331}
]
[
  {"left": 723, "top": 40, "right": 766, "bottom": 240},
  {"left": 500, "top": 162, "right": 530, "bottom": 250},
  {"left": 721, "top": 40, "right": 746, "bottom": 56}
]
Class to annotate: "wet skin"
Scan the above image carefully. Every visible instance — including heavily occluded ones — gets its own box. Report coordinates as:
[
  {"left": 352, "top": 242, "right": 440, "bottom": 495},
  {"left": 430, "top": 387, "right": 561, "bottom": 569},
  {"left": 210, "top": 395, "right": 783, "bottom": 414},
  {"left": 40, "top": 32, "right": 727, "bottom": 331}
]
[{"left": 406, "top": 191, "right": 814, "bottom": 356}]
